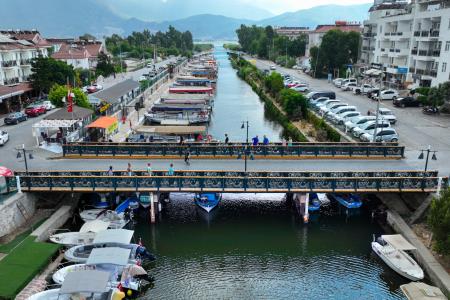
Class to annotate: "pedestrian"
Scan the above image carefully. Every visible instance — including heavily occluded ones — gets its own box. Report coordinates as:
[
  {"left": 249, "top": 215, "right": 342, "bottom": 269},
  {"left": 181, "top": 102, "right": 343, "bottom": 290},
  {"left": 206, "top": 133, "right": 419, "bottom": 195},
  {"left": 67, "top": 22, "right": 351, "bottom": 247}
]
[
  {"left": 281, "top": 139, "right": 287, "bottom": 147},
  {"left": 263, "top": 135, "right": 269, "bottom": 145},
  {"left": 127, "top": 163, "right": 132, "bottom": 176},
  {"left": 179, "top": 135, "right": 184, "bottom": 145},
  {"left": 168, "top": 163, "right": 175, "bottom": 176},
  {"left": 184, "top": 149, "right": 191, "bottom": 165},
  {"left": 146, "top": 163, "right": 152, "bottom": 176},
  {"left": 224, "top": 133, "right": 229, "bottom": 144},
  {"left": 367, "top": 110, "right": 371, "bottom": 116},
  {"left": 288, "top": 138, "right": 293, "bottom": 147},
  {"left": 252, "top": 135, "right": 259, "bottom": 146},
  {"left": 197, "top": 133, "right": 203, "bottom": 142},
  {"left": 107, "top": 166, "right": 113, "bottom": 176}
]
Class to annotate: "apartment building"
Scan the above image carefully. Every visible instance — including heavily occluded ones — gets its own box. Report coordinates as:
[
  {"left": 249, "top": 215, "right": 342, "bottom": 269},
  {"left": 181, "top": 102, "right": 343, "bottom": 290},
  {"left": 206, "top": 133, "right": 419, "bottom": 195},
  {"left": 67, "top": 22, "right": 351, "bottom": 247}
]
[
  {"left": 274, "top": 27, "right": 310, "bottom": 40},
  {"left": 360, "top": 0, "right": 450, "bottom": 87},
  {"left": 50, "top": 40, "right": 107, "bottom": 70}
]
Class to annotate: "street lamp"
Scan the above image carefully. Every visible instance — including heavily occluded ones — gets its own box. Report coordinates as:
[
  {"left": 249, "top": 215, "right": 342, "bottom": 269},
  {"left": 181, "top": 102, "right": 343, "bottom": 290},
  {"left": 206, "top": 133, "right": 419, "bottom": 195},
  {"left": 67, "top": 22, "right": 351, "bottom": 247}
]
[
  {"left": 241, "top": 121, "right": 249, "bottom": 172},
  {"left": 16, "top": 145, "right": 34, "bottom": 174},
  {"left": 418, "top": 145, "right": 437, "bottom": 172}
]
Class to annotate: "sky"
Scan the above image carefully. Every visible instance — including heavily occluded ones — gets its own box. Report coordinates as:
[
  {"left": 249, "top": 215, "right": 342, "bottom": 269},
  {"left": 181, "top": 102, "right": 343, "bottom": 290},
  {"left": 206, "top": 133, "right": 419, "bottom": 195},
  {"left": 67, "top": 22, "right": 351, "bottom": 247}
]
[{"left": 240, "top": 0, "right": 373, "bottom": 15}]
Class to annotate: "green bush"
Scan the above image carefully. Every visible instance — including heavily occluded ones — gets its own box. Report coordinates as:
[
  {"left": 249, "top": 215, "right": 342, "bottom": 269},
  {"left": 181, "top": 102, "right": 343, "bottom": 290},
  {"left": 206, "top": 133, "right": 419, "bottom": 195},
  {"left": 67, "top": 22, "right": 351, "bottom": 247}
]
[
  {"left": 48, "top": 84, "right": 92, "bottom": 109},
  {"left": 428, "top": 188, "right": 450, "bottom": 255},
  {"left": 306, "top": 111, "right": 341, "bottom": 142}
]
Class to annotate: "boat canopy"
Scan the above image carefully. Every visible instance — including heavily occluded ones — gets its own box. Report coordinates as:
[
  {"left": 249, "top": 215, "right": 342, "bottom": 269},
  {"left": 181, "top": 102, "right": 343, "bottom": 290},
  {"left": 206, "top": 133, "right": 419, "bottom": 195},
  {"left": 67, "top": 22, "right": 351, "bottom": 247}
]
[
  {"left": 59, "top": 270, "right": 110, "bottom": 294},
  {"left": 93, "top": 229, "right": 134, "bottom": 244},
  {"left": 400, "top": 282, "right": 446, "bottom": 300},
  {"left": 382, "top": 234, "right": 416, "bottom": 250},
  {"left": 86, "top": 247, "right": 131, "bottom": 266},
  {"left": 79, "top": 220, "right": 110, "bottom": 233}
]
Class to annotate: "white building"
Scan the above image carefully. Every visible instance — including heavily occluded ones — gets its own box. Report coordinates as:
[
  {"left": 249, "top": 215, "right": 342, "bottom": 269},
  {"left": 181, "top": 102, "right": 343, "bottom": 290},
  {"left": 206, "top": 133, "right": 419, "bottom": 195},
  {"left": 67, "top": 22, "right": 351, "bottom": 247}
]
[
  {"left": 274, "top": 27, "right": 310, "bottom": 40},
  {"left": 51, "top": 41, "right": 107, "bottom": 70},
  {"left": 360, "top": 0, "right": 450, "bottom": 87}
]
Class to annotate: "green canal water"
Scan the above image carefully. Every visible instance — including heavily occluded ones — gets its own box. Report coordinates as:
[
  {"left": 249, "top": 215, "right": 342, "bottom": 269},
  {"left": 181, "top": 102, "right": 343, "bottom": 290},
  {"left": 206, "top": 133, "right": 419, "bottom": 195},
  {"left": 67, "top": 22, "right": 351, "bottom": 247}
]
[{"left": 135, "top": 194, "right": 407, "bottom": 299}]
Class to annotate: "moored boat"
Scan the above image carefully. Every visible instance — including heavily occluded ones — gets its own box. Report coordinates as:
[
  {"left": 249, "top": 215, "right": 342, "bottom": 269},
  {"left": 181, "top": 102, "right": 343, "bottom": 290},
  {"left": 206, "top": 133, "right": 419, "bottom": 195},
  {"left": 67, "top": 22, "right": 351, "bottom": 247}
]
[
  {"left": 139, "top": 193, "right": 153, "bottom": 209},
  {"left": 371, "top": 234, "right": 424, "bottom": 281},
  {"left": 308, "top": 193, "right": 323, "bottom": 212},
  {"left": 330, "top": 193, "right": 362, "bottom": 209},
  {"left": 80, "top": 198, "right": 134, "bottom": 229},
  {"left": 194, "top": 193, "right": 221, "bottom": 213},
  {"left": 49, "top": 220, "right": 110, "bottom": 246}
]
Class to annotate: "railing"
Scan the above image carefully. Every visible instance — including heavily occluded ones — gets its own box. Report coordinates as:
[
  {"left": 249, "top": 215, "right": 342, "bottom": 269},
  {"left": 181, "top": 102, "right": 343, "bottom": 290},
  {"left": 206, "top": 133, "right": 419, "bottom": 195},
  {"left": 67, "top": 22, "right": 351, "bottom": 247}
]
[
  {"left": 11, "top": 170, "right": 446, "bottom": 193},
  {"left": 411, "top": 49, "right": 418, "bottom": 55},
  {"left": 414, "top": 31, "right": 421, "bottom": 37},
  {"left": 430, "top": 31, "right": 440, "bottom": 37},
  {"left": 4, "top": 77, "right": 19, "bottom": 85},
  {"left": 1, "top": 60, "right": 17, "bottom": 67},
  {"left": 415, "top": 69, "right": 437, "bottom": 77},
  {"left": 421, "top": 31, "right": 430, "bottom": 37},
  {"left": 20, "top": 58, "right": 32, "bottom": 65},
  {"left": 62, "top": 142, "right": 406, "bottom": 159}
]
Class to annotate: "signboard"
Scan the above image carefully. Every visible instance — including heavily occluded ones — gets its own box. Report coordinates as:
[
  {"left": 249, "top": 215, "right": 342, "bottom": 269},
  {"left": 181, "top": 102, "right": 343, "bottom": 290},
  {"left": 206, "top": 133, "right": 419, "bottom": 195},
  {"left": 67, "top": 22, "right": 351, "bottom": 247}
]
[
  {"left": 99, "top": 103, "right": 110, "bottom": 113},
  {"left": 397, "top": 67, "right": 408, "bottom": 74},
  {"left": 106, "top": 121, "right": 118, "bottom": 135}
]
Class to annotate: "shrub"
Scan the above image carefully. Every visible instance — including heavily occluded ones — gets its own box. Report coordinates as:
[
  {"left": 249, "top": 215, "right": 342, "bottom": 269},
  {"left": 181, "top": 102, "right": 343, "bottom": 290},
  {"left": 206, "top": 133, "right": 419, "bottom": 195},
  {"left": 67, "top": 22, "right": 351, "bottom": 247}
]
[{"left": 428, "top": 188, "right": 450, "bottom": 255}]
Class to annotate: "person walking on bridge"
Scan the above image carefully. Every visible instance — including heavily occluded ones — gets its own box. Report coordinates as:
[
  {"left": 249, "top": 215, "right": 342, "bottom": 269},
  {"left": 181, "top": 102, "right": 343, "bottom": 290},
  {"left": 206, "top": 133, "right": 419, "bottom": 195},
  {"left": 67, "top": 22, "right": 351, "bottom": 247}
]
[
  {"left": 263, "top": 135, "right": 269, "bottom": 145},
  {"left": 146, "top": 163, "right": 152, "bottom": 176},
  {"left": 127, "top": 163, "right": 132, "bottom": 176},
  {"left": 107, "top": 166, "right": 114, "bottom": 176},
  {"left": 224, "top": 133, "right": 229, "bottom": 144},
  {"left": 168, "top": 163, "right": 175, "bottom": 176},
  {"left": 252, "top": 135, "right": 259, "bottom": 146},
  {"left": 184, "top": 149, "right": 191, "bottom": 166}
]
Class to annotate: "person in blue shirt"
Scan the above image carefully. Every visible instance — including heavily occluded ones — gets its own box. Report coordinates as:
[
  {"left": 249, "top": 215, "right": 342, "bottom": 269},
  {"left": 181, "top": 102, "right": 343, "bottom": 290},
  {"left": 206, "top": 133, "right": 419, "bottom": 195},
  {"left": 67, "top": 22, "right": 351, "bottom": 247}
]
[
  {"left": 252, "top": 135, "right": 259, "bottom": 146},
  {"left": 263, "top": 135, "right": 269, "bottom": 145},
  {"left": 168, "top": 163, "right": 175, "bottom": 176}
]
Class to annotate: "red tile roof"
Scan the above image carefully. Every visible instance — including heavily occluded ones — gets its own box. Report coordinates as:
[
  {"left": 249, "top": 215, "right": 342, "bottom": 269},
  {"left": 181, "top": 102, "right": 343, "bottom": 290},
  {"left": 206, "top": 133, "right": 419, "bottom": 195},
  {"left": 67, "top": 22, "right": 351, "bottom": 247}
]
[
  {"left": 0, "top": 83, "right": 33, "bottom": 98},
  {"left": 314, "top": 22, "right": 362, "bottom": 33},
  {"left": 51, "top": 44, "right": 90, "bottom": 60}
]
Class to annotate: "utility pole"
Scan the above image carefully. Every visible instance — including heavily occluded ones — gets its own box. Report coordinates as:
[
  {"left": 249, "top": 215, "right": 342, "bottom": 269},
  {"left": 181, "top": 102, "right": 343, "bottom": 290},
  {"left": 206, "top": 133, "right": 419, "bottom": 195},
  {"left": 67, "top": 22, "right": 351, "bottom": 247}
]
[
  {"left": 241, "top": 121, "right": 249, "bottom": 172},
  {"left": 372, "top": 74, "right": 383, "bottom": 143}
]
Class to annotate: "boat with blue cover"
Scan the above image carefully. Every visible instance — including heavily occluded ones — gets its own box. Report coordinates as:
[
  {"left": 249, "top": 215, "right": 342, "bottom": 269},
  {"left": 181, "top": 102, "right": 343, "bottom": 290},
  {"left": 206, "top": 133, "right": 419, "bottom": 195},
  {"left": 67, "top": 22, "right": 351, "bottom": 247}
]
[
  {"left": 330, "top": 193, "right": 363, "bottom": 209},
  {"left": 194, "top": 193, "right": 221, "bottom": 213},
  {"left": 308, "top": 193, "right": 322, "bottom": 212},
  {"left": 139, "top": 193, "right": 153, "bottom": 209}
]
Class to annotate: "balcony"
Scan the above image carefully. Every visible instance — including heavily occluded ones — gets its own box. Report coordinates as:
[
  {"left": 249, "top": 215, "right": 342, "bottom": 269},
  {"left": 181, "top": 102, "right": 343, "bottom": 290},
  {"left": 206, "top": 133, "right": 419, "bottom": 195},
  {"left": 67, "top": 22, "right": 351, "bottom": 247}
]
[
  {"left": 414, "top": 49, "right": 441, "bottom": 57},
  {"left": 4, "top": 77, "right": 19, "bottom": 85},
  {"left": 22, "top": 75, "right": 30, "bottom": 82},
  {"left": 411, "top": 49, "right": 418, "bottom": 55},
  {"left": 421, "top": 31, "right": 430, "bottom": 37},
  {"left": 20, "top": 58, "right": 32, "bottom": 66},
  {"left": 415, "top": 69, "right": 437, "bottom": 77},
  {"left": 1, "top": 60, "right": 17, "bottom": 68},
  {"left": 430, "top": 30, "right": 440, "bottom": 37}
]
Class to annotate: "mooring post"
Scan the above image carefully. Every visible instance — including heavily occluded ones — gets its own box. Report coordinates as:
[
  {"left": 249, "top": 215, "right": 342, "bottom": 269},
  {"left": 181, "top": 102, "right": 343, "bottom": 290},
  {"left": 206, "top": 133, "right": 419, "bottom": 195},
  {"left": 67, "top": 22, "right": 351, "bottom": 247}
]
[{"left": 150, "top": 193, "right": 156, "bottom": 224}]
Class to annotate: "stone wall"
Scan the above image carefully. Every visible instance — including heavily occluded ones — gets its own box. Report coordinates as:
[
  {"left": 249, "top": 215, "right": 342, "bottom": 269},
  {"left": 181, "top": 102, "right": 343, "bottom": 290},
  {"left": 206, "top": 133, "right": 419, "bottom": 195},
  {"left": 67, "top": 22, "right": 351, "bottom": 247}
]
[{"left": 0, "top": 193, "right": 37, "bottom": 238}]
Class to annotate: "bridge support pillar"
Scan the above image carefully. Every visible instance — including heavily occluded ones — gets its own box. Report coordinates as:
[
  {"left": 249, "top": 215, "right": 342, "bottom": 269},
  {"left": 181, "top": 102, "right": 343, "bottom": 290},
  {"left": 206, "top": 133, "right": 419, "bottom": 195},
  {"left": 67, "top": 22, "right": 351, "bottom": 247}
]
[
  {"left": 294, "top": 193, "right": 309, "bottom": 224},
  {"left": 15, "top": 176, "right": 22, "bottom": 194},
  {"left": 285, "top": 192, "right": 293, "bottom": 204},
  {"left": 150, "top": 193, "right": 156, "bottom": 224}
]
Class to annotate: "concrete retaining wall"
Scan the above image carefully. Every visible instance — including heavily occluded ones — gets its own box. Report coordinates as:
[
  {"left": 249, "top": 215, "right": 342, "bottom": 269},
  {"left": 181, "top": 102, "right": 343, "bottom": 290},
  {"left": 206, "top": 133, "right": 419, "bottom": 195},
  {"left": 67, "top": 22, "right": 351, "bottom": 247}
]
[
  {"left": 31, "top": 205, "right": 73, "bottom": 242},
  {"left": 0, "top": 193, "right": 36, "bottom": 238},
  {"left": 387, "top": 210, "right": 450, "bottom": 295}
]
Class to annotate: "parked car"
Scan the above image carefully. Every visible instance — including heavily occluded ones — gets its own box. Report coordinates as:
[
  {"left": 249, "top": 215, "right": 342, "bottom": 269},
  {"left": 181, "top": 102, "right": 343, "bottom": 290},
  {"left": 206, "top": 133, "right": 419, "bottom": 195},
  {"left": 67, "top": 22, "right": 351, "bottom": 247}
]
[
  {"left": 393, "top": 96, "right": 422, "bottom": 107},
  {"left": 39, "top": 100, "right": 56, "bottom": 111},
  {"left": 344, "top": 116, "right": 377, "bottom": 132},
  {"left": 25, "top": 104, "right": 46, "bottom": 117},
  {"left": 367, "top": 88, "right": 380, "bottom": 99},
  {"left": 340, "top": 78, "right": 357, "bottom": 87},
  {"left": 376, "top": 107, "right": 397, "bottom": 124},
  {"left": 138, "top": 75, "right": 147, "bottom": 82},
  {"left": 270, "top": 65, "right": 276, "bottom": 70},
  {"left": 87, "top": 84, "right": 103, "bottom": 94},
  {"left": 353, "top": 121, "right": 391, "bottom": 138},
  {"left": 333, "top": 78, "right": 344, "bottom": 87},
  {"left": 306, "top": 91, "right": 336, "bottom": 100},
  {"left": 286, "top": 81, "right": 301, "bottom": 88},
  {"left": 0, "top": 131, "right": 9, "bottom": 146},
  {"left": 353, "top": 84, "right": 374, "bottom": 95},
  {"left": 376, "top": 89, "right": 399, "bottom": 101},
  {"left": 341, "top": 82, "right": 358, "bottom": 91},
  {"left": 327, "top": 106, "right": 357, "bottom": 121},
  {"left": 360, "top": 128, "right": 399, "bottom": 142},
  {"left": 309, "top": 97, "right": 330, "bottom": 107},
  {"left": 321, "top": 103, "right": 348, "bottom": 116},
  {"left": 4, "top": 112, "right": 27, "bottom": 125},
  {"left": 291, "top": 84, "right": 309, "bottom": 92},
  {"left": 315, "top": 99, "right": 340, "bottom": 112},
  {"left": 332, "top": 111, "right": 361, "bottom": 125}
]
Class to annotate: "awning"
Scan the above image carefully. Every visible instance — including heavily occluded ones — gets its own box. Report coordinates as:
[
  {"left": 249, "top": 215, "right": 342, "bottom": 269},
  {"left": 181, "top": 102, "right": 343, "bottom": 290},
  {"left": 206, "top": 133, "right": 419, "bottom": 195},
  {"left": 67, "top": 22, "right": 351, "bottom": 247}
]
[
  {"left": 32, "top": 119, "right": 78, "bottom": 129},
  {"left": 0, "top": 167, "right": 13, "bottom": 177},
  {"left": 79, "top": 220, "right": 110, "bottom": 233},
  {"left": 136, "top": 125, "right": 207, "bottom": 135},
  {"left": 382, "top": 234, "right": 416, "bottom": 250},
  {"left": 86, "top": 247, "right": 131, "bottom": 266},
  {"left": 93, "top": 229, "right": 134, "bottom": 245},
  {"left": 59, "top": 270, "right": 110, "bottom": 294},
  {"left": 87, "top": 116, "right": 118, "bottom": 134}
]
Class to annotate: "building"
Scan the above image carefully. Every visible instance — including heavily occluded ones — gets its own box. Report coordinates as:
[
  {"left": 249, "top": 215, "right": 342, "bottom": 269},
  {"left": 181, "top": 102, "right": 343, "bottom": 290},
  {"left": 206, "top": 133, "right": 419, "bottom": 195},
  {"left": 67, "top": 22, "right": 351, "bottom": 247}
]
[
  {"left": 274, "top": 27, "right": 310, "bottom": 40},
  {"left": 306, "top": 21, "right": 362, "bottom": 56},
  {"left": 50, "top": 40, "right": 107, "bottom": 70},
  {"left": 360, "top": 0, "right": 450, "bottom": 88}
]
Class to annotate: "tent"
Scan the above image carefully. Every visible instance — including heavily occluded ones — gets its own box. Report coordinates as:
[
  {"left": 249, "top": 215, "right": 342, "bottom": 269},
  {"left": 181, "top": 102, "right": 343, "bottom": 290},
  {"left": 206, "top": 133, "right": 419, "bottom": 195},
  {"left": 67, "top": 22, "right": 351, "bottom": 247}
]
[{"left": 86, "top": 116, "right": 118, "bottom": 141}]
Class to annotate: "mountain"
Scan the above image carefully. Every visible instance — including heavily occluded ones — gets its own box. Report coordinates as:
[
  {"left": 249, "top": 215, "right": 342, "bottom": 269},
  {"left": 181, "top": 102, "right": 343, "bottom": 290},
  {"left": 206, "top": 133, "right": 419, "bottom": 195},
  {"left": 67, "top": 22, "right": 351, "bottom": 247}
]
[
  {"left": 100, "top": 0, "right": 273, "bottom": 22},
  {"left": 259, "top": 4, "right": 372, "bottom": 28},
  {"left": 0, "top": 0, "right": 371, "bottom": 40}
]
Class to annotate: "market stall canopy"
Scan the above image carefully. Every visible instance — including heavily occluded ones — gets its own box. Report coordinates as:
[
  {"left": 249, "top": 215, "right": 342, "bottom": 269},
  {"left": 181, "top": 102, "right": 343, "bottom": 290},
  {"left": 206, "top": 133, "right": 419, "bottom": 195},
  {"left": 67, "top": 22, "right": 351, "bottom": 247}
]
[
  {"left": 382, "top": 234, "right": 416, "bottom": 250},
  {"left": 87, "top": 116, "right": 118, "bottom": 130},
  {"left": 93, "top": 79, "right": 139, "bottom": 105},
  {"left": 136, "top": 125, "right": 207, "bottom": 135},
  {"left": 0, "top": 166, "right": 13, "bottom": 177},
  {"left": 59, "top": 270, "right": 110, "bottom": 294},
  {"left": 44, "top": 106, "right": 92, "bottom": 120}
]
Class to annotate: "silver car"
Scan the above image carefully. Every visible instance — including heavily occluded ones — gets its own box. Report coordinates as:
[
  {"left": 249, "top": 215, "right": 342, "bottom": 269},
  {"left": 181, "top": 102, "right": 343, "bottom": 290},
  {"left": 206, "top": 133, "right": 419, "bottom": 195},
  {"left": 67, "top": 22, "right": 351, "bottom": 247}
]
[
  {"left": 353, "top": 121, "right": 391, "bottom": 138},
  {"left": 333, "top": 111, "right": 360, "bottom": 125},
  {"left": 327, "top": 106, "right": 357, "bottom": 122},
  {"left": 345, "top": 116, "right": 377, "bottom": 132},
  {"left": 360, "top": 128, "right": 399, "bottom": 142}
]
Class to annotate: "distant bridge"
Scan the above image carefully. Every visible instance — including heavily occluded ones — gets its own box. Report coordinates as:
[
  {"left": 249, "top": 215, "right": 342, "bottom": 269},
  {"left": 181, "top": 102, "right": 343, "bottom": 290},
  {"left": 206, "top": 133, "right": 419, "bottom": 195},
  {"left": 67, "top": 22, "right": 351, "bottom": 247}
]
[
  {"left": 62, "top": 142, "right": 405, "bottom": 160},
  {"left": 9, "top": 170, "right": 446, "bottom": 193}
]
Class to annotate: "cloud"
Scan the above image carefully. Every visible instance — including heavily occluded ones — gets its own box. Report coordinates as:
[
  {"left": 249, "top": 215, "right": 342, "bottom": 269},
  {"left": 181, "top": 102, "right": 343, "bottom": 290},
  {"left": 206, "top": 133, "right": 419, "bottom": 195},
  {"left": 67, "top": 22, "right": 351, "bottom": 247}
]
[{"left": 240, "top": 0, "right": 372, "bottom": 14}]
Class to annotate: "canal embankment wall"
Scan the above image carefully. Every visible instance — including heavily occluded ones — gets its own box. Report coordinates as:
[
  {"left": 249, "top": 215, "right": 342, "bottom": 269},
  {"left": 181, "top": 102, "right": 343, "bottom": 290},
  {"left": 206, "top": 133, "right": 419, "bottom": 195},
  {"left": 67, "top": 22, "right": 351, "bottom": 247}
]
[
  {"left": 387, "top": 209, "right": 450, "bottom": 296},
  {"left": 0, "top": 193, "right": 36, "bottom": 238}
]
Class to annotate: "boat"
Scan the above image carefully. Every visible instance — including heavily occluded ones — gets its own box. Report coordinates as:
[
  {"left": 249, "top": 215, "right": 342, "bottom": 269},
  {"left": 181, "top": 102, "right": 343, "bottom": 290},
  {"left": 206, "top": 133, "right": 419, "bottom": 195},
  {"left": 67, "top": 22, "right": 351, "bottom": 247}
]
[
  {"left": 79, "top": 198, "right": 134, "bottom": 229},
  {"left": 64, "top": 229, "right": 155, "bottom": 264},
  {"left": 29, "top": 270, "right": 119, "bottom": 300},
  {"left": 371, "top": 234, "right": 424, "bottom": 281},
  {"left": 308, "top": 193, "right": 322, "bottom": 212},
  {"left": 194, "top": 193, "right": 221, "bottom": 213},
  {"left": 145, "top": 112, "right": 209, "bottom": 125},
  {"left": 92, "top": 193, "right": 110, "bottom": 209},
  {"left": 330, "top": 193, "right": 363, "bottom": 209},
  {"left": 49, "top": 220, "right": 110, "bottom": 247},
  {"left": 139, "top": 193, "right": 153, "bottom": 209},
  {"left": 400, "top": 282, "right": 446, "bottom": 300},
  {"left": 53, "top": 248, "right": 150, "bottom": 293},
  {"left": 150, "top": 102, "right": 211, "bottom": 113}
]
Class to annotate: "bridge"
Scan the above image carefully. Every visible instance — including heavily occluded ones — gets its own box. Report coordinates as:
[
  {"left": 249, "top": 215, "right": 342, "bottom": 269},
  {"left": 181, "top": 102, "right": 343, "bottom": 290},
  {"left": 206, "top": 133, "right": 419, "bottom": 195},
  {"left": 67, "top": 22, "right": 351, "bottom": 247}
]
[
  {"left": 8, "top": 170, "right": 446, "bottom": 193},
  {"left": 62, "top": 142, "right": 405, "bottom": 159}
]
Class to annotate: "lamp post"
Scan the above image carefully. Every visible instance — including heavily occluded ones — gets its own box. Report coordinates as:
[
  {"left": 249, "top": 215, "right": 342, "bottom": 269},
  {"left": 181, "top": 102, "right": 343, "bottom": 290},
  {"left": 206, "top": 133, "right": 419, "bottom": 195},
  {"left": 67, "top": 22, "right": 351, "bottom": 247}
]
[
  {"left": 372, "top": 73, "right": 383, "bottom": 143},
  {"left": 418, "top": 145, "right": 437, "bottom": 172},
  {"left": 241, "top": 121, "right": 249, "bottom": 172},
  {"left": 16, "top": 144, "right": 34, "bottom": 174}
]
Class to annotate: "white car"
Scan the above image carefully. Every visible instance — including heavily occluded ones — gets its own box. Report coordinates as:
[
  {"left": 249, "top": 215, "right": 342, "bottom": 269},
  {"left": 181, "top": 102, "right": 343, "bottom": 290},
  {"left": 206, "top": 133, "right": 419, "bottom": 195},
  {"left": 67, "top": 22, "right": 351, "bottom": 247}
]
[
  {"left": 138, "top": 75, "right": 147, "bottom": 82},
  {"left": 377, "top": 89, "right": 399, "bottom": 100},
  {"left": 360, "top": 128, "right": 399, "bottom": 142},
  {"left": 270, "top": 65, "right": 276, "bottom": 70},
  {"left": 377, "top": 108, "right": 397, "bottom": 124},
  {"left": 320, "top": 103, "right": 348, "bottom": 116},
  {"left": 42, "top": 100, "right": 56, "bottom": 110},
  {"left": 353, "top": 121, "right": 391, "bottom": 138},
  {"left": 344, "top": 116, "right": 377, "bottom": 132},
  {"left": 0, "top": 131, "right": 9, "bottom": 146},
  {"left": 353, "top": 84, "right": 374, "bottom": 95},
  {"left": 333, "top": 111, "right": 361, "bottom": 125},
  {"left": 316, "top": 99, "right": 340, "bottom": 111},
  {"left": 291, "top": 85, "right": 309, "bottom": 92},
  {"left": 341, "top": 82, "right": 358, "bottom": 91},
  {"left": 327, "top": 106, "right": 357, "bottom": 122},
  {"left": 333, "top": 78, "right": 344, "bottom": 87}
]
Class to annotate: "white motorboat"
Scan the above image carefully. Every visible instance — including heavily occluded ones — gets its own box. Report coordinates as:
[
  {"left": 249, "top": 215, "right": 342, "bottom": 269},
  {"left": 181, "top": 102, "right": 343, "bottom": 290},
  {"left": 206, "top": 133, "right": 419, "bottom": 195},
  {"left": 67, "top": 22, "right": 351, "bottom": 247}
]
[
  {"left": 28, "top": 270, "right": 119, "bottom": 300},
  {"left": 64, "top": 229, "right": 155, "bottom": 264},
  {"left": 49, "top": 220, "right": 110, "bottom": 247},
  {"left": 80, "top": 200, "right": 133, "bottom": 229},
  {"left": 53, "top": 248, "right": 148, "bottom": 292},
  {"left": 371, "top": 234, "right": 424, "bottom": 281}
]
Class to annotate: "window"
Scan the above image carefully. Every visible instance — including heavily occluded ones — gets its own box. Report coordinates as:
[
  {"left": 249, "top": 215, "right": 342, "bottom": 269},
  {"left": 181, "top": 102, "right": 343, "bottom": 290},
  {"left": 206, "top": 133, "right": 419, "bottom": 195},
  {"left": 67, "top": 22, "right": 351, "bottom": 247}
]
[
  {"left": 445, "top": 41, "right": 450, "bottom": 51},
  {"left": 443, "top": 62, "right": 447, "bottom": 72}
]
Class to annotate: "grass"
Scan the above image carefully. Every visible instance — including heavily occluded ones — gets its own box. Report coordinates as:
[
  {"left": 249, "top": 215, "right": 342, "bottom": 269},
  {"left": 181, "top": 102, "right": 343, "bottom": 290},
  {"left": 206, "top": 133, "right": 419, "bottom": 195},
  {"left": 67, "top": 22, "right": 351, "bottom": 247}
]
[
  {"left": 0, "top": 218, "right": 48, "bottom": 254},
  {"left": 0, "top": 236, "right": 60, "bottom": 299}
]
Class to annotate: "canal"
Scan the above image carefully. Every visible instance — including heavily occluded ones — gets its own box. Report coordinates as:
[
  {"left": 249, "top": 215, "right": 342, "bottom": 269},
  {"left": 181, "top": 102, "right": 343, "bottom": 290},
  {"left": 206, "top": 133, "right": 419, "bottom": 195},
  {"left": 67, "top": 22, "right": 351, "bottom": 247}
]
[
  {"left": 207, "top": 46, "right": 283, "bottom": 142},
  {"left": 134, "top": 46, "right": 407, "bottom": 299}
]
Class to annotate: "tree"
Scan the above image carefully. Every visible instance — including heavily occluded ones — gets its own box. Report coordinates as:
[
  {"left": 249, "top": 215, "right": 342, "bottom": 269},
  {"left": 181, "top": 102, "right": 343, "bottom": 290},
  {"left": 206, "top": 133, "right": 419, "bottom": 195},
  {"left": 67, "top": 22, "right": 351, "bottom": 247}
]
[
  {"left": 79, "top": 33, "right": 96, "bottom": 41},
  {"left": 264, "top": 72, "right": 284, "bottom": 96},
  {"left": 30, "top": 56, "right": 75, "bottom": 94},
  {"left": 280, "top": 89, "right": 308, "bottom": 119},
  {"left": 48, "top": 84, "right": 92, "bottom": 109},
  {"left": 96, "top": 52, "right": 115, "bottom": 77},
  {"left": 428, "top": 188, "right": 450, "bottom": 255}
]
